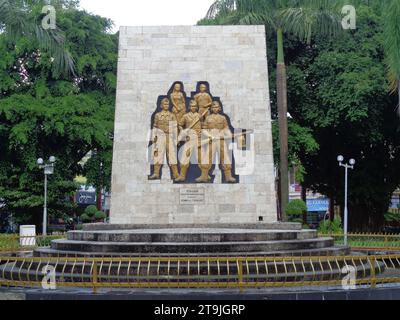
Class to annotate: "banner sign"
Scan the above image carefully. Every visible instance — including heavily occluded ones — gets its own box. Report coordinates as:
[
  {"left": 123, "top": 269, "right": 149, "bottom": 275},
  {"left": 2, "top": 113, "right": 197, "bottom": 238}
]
[
  {"left": 76, "top": 191, "right": 97, "bottom": 205},
  {"left": 307, "top": 198, "right": 330, "bottom": 212}
]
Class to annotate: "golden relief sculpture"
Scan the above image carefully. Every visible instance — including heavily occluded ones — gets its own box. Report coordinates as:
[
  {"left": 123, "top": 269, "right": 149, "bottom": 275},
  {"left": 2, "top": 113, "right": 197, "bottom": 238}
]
[
  {"left": 149, "top": 97, "right": 179, "bottom": 180},
  {"left": 194, "top": 83, "right": 213, "bottom": 123},
  {"left": 176, "top": 99, "right": 203, "bottom": 182},
  {"left": 149, "top": 82, "right": 246, "bottom": 184},
  {"left": 198, "top": 101, "right": 236, "bottom": 183},
  {"left": 170, "top": 83, "right": 186, "bottom": 124}
]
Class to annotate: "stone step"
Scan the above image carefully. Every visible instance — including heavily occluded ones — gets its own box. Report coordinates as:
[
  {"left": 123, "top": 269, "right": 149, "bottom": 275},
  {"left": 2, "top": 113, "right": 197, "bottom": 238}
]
[
  {"left": 50, "top": 237, "right": 334, "bottom": 254},
  {"left": 66, "top": 229, "right": 318, "bottom": 243},
  {"left": 82, "top": 223, "right": 303, "bottom": 232}
]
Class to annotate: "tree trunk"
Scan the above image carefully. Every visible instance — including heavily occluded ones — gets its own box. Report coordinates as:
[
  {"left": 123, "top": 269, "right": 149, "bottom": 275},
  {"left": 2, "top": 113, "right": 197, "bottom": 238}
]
[
  {"left": 329, "top": 196, "right": 335, "bottom": 222},
  {"left": 276, "top": 28, "right": 289, "bottom": 221},
  {"left": 276, "top": 174, "right": 282, "bottom": 221},
  {"left": 96, "top": 189, "right": 102, "bottom": 211},
  {"left": 301, "top": 184, "right": 307, "bottom": 225},
  {"left": 397, "top": 81, "right": 400, "bottom": 116}
]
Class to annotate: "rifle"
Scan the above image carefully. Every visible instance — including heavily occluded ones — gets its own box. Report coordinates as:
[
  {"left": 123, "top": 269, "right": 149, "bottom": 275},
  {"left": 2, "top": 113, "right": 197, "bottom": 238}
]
[
  {"left": 149, "top": 107, "right": 211, "bottom": 148},
  {"left": 198, "top": 130, "right": 254, "bottom": 148},
  {"left": 177, "top": 107, "right": 211, "bottom": 143}
]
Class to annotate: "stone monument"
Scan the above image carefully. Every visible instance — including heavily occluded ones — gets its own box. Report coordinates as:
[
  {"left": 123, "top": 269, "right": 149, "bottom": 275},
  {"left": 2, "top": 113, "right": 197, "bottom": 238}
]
[
  {"left": 34, "top": 25, "right": 341, "bottom": 258},
  {"left": 111, "top": 25, "right": 277, "bottom": 225}
]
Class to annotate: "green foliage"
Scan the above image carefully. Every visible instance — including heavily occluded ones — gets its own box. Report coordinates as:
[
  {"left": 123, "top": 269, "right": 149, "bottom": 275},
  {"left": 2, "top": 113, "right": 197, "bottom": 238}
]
[
  {"left": 204, "top": 0, "right": 342, "bottom": 40},
  {"left": 383, "top": 0, "right": 400, "bottom": 102},
  {"left": 0, "top": 5, "right": 117, "bottom": 226},
  {"left": 84, "top": 149, "right": 113, "bottom": 191},
  {"left": 81, "top": 208, "right": 106, "bottom": 223},
  {"left": 80, "top": 213, "right": 91, "bottom": 223},
  {"left": 84, "top": 205, "right": 98, "bottom": 218},
  {"left": 94, "top": 211, "right": 106, "bottom": 221},
  {"left": 272, "top": 120, "right": 319, "bottom": 172},
  {"left": 286, "top": 199, "right": 307, "bottom": 216},
  {"left": 284, "top": 4, "right": 400, "bottom": 231},
  {"left": 385, "top": 211, "right": 400, "bottom": 223},
  {"left": 318, "top": 218, "right": 343, "bottom": 235},
  {"left": 0, "top": 0, "right": 76, "bottom": 76}
]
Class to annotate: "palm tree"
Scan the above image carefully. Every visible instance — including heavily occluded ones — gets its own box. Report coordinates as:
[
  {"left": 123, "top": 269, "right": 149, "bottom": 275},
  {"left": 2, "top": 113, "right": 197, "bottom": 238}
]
[
  {"left": 0, "top": 0, "right": 75, "bottom": 76},
  {"left": 382, "top": 0, "right": 400, "bottom": 116},
  {"left": 206, "top": 0, "right": 342, "bottom": 220}
]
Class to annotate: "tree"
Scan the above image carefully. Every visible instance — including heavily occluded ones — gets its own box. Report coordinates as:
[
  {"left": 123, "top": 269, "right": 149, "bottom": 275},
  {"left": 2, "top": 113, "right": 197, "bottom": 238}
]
[
  {"left": 0, "top": 0, "right": 76, "bottom": 75},
  {"left": 382, "top": 0, "right": 400, "bottom": 116},
  {"left": 0, "top": 4, "right": 117, "bottom": 228},
  {"left": 203, "top": 0, "right": 342, "bottom": 219},
  {"left": 285, "top": 4, "right": 400, "bottom": 231}
]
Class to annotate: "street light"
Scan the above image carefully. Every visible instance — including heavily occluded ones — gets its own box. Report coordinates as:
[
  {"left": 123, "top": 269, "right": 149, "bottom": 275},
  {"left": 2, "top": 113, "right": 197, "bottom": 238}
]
[
  {"left": 38, "top": 156, "right": 56, "bottom": 236},
  {"left": 337, "top": 155, "right": 356, "bottom": 246}
]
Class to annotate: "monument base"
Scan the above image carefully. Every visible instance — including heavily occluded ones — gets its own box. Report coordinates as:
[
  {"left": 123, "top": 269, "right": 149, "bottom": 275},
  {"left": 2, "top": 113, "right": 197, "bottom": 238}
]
[
  {"left": 1, "top": 224, "right": 364, "bottom": 286},
  {"left": 34, "top": 223, "right": 349, "bottom": 257}
]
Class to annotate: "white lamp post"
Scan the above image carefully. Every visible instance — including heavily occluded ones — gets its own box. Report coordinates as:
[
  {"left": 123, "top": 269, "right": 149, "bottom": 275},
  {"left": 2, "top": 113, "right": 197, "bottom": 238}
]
[
  {"left": 37, "top": 156, "right": 56, "bottom": 236},
  {"left": 337, "top": 155, "right": 356, "bottom": 246}
]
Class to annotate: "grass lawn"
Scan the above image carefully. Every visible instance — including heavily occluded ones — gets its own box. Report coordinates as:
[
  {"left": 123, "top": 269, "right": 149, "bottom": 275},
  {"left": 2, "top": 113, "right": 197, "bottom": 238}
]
[
  {"left": 0, "top": 234, "right": 64, "bottom": 251},
  {"left": 325, "top": 234, "right": 400, "bottom": 248},
  {"left": 0, "top": 234, "right": 20, "bottom": 250}
]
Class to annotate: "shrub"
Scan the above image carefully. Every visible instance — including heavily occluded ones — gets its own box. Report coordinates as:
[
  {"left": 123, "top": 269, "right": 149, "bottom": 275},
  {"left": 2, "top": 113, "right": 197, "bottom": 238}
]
[
  {"left": 286, "top": 200, "right": 307, "bottom": 216},
  {"left": 318, "top": 218, "right": 343, "bottom": 234},
  {"left": 385, "top": 211, "right": 400, "bottom": 222},
  {"left": 84, "top": 205, "right": 98, "bottom": 218},
  {"left": 80, "top": 213, "right": 92, "bottom": 223},
  {"left": 95, "top": 211, "right": 106, "bottom": 221}
]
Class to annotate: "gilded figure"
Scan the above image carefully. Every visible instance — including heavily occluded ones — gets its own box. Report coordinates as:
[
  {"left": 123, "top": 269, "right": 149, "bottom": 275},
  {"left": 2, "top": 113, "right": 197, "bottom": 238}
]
[
  {"left": 197, "top": 101, "right": 236, "bottom": 183},
  {"left": 194, "top": 83, "right": 213, "bottom": 123},
  {"left": 175, "top": 100, "right": 203, "bottom": 182},
  {"left": 170, "top": 83, "right": 186, "bottom": 124},
  {"left": 149, "top": 97, "right": 180, "bottom": 181}
]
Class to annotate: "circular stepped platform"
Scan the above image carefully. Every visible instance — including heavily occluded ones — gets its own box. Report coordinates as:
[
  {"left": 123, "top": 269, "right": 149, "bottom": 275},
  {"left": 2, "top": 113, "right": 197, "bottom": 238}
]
[
  {"left": 46, "top": 237, "right": 335, "bottom": 254},
  {"left": 33, "top": 224, "right": 345, "bottom": 257},
  {"left": 66, "top": 228, "right": 317, "bottom": 242},
  {"left": 2, "top": 224, "right": 375, "bottom": 286}
]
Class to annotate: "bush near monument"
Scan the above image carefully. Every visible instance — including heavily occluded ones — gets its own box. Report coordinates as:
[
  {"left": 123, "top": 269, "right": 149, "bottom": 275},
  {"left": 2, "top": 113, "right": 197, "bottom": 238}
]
[
  {"left": 285, "top": 200, "right": 307, "bottom": 216},
  {"left": 318, "top": 218, "right": 344, "bottom": 235},
  {"left": 80, "top": 205, "right": 106, "bottom": 223}
]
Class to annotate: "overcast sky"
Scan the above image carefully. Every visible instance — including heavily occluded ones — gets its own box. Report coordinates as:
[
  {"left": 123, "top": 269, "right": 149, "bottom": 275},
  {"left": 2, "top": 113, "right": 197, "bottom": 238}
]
[{"left": 79, "top": 0, "right": 216, "bottom": 33}]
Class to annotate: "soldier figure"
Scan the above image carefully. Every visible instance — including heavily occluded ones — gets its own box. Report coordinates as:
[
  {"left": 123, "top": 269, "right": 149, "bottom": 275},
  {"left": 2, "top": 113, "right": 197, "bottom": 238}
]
[
  {"left": 197, "top": 101, "right": 236, "bottom": 183},
  {"left": 170, "top": 83, "right": 186, "bottom": 124},
  {"left": 175, "top": 100, "right": 203, "bottom": 182},
  {"left": 149, "top": 98, "right": 180, "bottom": 181},
  {"left": 194, "top": 83, "right": 213, "bottom": 123}
]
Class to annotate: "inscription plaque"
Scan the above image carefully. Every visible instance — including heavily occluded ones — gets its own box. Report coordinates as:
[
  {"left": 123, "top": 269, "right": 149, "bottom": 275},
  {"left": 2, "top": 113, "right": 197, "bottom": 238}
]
[{"left": 180, "top": 188, "right": 205, "bottom": 205}]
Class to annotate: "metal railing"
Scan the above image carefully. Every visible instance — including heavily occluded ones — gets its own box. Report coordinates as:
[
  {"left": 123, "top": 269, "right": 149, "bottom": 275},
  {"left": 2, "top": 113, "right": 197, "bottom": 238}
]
[{"left": 0, "top": 255, "right": 399, "bottom": 292}]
